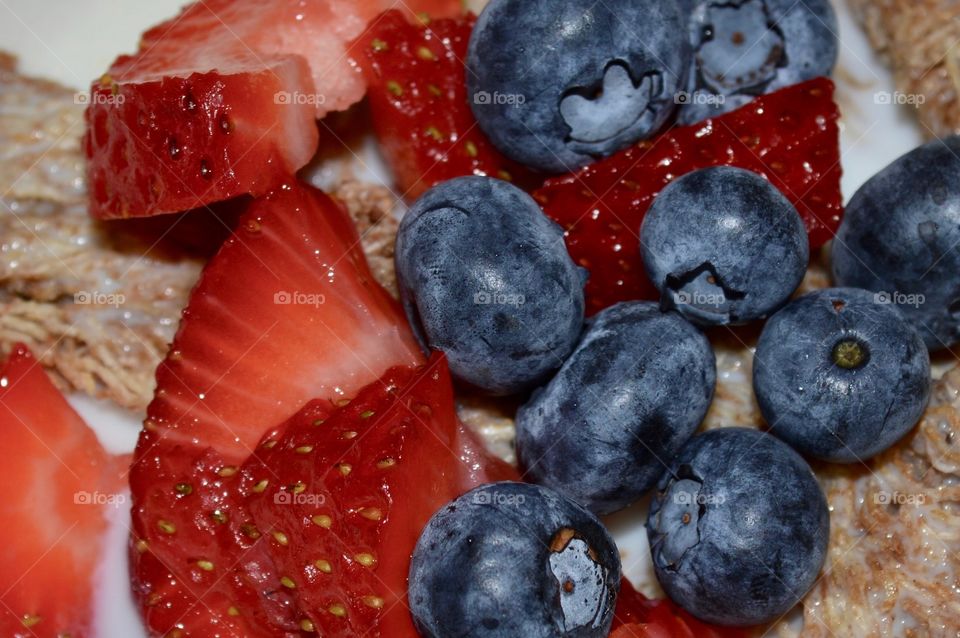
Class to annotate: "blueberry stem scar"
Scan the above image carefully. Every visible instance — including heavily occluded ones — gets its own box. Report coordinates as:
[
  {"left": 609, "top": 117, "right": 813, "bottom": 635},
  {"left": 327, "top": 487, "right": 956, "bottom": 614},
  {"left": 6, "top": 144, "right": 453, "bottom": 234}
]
[{"left": 832, "top": 339, "right": 868, "bottom": 369}]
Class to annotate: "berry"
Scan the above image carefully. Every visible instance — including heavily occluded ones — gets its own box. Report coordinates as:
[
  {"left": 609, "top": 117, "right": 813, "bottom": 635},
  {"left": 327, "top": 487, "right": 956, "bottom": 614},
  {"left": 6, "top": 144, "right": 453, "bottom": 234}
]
[
  {"left": 467, "top": 0, "right": 690, "bottom": 173},
  {"left": 534, "top": 78, "right": 843, "bottom": 315},
  {"left": 0, "top": 344, "right": 127, "bottom": 637},
  {"left": 84, "top": 0, "right": 462, "bottom": 219},
  {"left": 754, "top": 288, "right": 931, "bottom": 462},
  {"left": 640, "top": 166, "right": 809, "bottom": 325},
  {"left": 679, "top": 0, "right": 838, "bottom": 124},
  {"left": 516, "top": 302, "right": 716, "bottom": 514},
  {"left": 409, "top": 482, "right": 621, "bottom": 637},
  {"left": 396, "top": 176, "right": 586, "bottom": 395},
  {"left": 832, "top": 135, "right": 960, "bottom": 350},
  {"left": 353, "top": 11, "right": 533, "bottom": 200},
  {"left": 646, "top": 428, "right": 829, "bottom": 626}
]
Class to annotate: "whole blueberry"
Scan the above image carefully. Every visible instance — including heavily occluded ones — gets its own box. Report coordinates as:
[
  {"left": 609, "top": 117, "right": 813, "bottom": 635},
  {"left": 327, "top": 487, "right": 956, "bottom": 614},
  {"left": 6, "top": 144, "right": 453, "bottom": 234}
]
[
  {"left": 467, "top": 0, "right": 690, "bottom": 173},
  {"left": 646, "top": 428, "right": 829, "bottom": 626},
  {"left": 640, "top": 166, "right": 809, "bottom": 326},
  {"left": 678, "top": 0, "right": 838, "bottom": 124},
  {"left": 832, "top": 136, "right": 960, "bottom": 350},
  {"left": 409, "top": 482, "right": 621, "bottom": 637},
  {"left": 516, "top": 302, "right": 716, "bottom": 515},
  {"left": 395, "top": 176, "right": 586, "bottom": 395},
  {"left": 754, "top": 288, "right": 931, "bottom": 462}
]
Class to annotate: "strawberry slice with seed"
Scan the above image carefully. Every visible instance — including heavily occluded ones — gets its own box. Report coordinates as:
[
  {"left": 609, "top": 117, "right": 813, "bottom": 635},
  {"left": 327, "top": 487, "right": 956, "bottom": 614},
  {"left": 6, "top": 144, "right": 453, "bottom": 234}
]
[
  {"left": 0, "top": 344, "right": 126, "bottom": 638},
  {"left": 354, "top": 10, "right": 533, "bottom": 199},
  {"left": 85, "top": 0, "right": 464, "bottom": 219},
  {"left": 241, "top": 353, "right": 515, "bottom": 636}
]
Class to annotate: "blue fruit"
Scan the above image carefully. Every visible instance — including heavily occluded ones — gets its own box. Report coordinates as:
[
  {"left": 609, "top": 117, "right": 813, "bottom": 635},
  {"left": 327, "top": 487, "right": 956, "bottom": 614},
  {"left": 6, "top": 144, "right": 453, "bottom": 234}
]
[
  {"left": 646, "top": 428, "right": 829, "bottom": 626},
  {"left": 409, "top": 482, "right": 621, "bottom": 637},
  {"left": 640, "top": 166, "right": 809, "bottom": 326},
  {"left": 516, "top": 302, "right": 716, "bottom": 515},
  {"left": 467, "top": 0, "right": 690, "bottom": 173},
  {"left": 395, "top": 176, "right": 586, "bottom": 395},
  {"left": 832, "top": 136, "right": 960, "bottom": 350},
  {"left": 678, "top": 0, "right": 838, "bottom": 124},
  {"left": 754, "top": 288, "right": 931, "bottom": 462}
]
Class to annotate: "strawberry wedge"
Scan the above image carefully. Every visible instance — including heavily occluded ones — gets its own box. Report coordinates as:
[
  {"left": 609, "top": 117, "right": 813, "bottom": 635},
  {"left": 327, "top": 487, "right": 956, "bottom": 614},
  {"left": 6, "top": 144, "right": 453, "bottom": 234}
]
[
  {"left": 130, "top": 181, "right": 514, "bottom": 637},
  {"left": 85, "top": 0, "right": 462, "bottom": 219},
  {"left": 354, "top": 11, "right": 533, "bottom": 200},
  {"left": 534, "top": 78, "right": 844, "bottom": 315},
  {"left": 0, "top": 345, "right": 127, "bottom": 638}
]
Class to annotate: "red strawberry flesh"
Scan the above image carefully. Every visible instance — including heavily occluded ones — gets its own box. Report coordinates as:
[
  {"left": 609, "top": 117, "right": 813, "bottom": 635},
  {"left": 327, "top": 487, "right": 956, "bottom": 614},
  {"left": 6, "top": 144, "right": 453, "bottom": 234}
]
[
  {"left": 611, "top": 579, "right": 753, "bottom": 638},
  {"left": 0, "top": 345, "right": 125, "bottom": 638},
  {"left": 534, "top": 78, "right": 843, "bottom": 315},
  {"left": 85, "top": 0, "right": 463, "bottom": 219},
  {"left": 354, "top": 10, "right": 533, "bottom": 200}
]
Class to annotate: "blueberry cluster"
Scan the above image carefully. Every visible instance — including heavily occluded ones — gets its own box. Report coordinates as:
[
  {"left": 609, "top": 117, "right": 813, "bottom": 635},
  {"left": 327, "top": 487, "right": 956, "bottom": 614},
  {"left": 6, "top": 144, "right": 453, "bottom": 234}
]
[{"left": 399, "top": 0, "right": 945, "bottom": 633}]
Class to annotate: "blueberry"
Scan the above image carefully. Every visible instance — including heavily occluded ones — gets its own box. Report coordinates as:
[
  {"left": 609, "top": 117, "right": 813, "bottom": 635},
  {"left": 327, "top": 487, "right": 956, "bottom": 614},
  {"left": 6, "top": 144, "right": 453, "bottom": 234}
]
[
  {"left": 646, "top": 428, "right": 829, "bottom": 626},
  {"left": 395, "top": 176, "right": 586, "bottom": 395},
  {"left": 516, "top": 302, "right": 716, "bottom": 515},
  {"left": 754, "top": 288, "right": 931, "bottom": 462},
  {"left": 832, "top": 136, "right": 960, "bottom": 350},
  {"left": 467, "top": 0, "right": 690, "bottom": 173},
  {"left": 640, "top": 166, "right": 809, "bottom": 326},
  {"left": 409, "top": 482, "right": 621, "bottom": 637},
  {"left": 678, "top": 0, "right": 838, "bottom": 124}
]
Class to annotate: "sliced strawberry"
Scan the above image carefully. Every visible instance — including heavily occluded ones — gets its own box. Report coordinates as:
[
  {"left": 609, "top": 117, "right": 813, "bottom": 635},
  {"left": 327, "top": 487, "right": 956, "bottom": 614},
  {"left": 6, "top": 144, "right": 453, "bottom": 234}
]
[
  {"left": 129, "top": 181, "right": 515, "bottom": 636},
  {"left": 534, "top": 78, "right": 843, "bottom": 315},
  {"left": 85, "top": 0, "right": 463, "bottom": 219},
  {"left": 0, "top": 344, "right": 125, "bottom": 638},
  {"left": 354, "top": 10, "right": 533, "bottom": 200},
  {"left": 241, "top": 353, "right": 516, "bottom": 636},
  {"left": 611, "top": 580, "right": 752, "bottom": 638},
  {"left": 141, "top": 182, "right": 422, "bottom": 464}
]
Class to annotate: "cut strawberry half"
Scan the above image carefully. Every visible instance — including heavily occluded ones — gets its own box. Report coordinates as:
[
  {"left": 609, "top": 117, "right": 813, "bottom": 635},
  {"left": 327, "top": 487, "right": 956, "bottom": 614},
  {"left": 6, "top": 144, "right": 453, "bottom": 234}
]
[
  {"left": 142, "top": 182, "right": 422, "bottom": 464},
  {"left": 0, "top": 344, "right": 126, "bottom": 638},
  {"left": 85, "top": 0, "right": 463, "bottom": 219},
  {"left": 354, "top": 10, "right": 533, "bottom": 200},
  {"left": 611, "top": 580, "right": 752, "bottom": 638},
  {"left": 130, "top": 181, "right": 514, "bottom": 637},
  {"left": 534, "top": 78, "right": 843, "bottom": 315},
  {"left": 241, "top": 353, "right": 516, "bottom": 636}
]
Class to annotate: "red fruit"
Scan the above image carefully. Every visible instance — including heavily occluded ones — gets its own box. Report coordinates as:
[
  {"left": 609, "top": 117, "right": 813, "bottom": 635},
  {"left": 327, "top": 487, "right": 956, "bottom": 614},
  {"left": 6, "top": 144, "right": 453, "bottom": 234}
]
[
  {"left": 611, "top": 580, "right": 752, "bottom": 638},
  {"left": 242, "top": 353, "right": 516, "bottom": 636},
  {"left": 354, "top": 10, "right": 533, "bottom": 200},
  {"left": 534, "top": 78, "right": 843, "bottom": 315},
  {"left": 85, "top": 0, "right": 463, "bottom": 219},
  {"left": 130, "top": 181, "right": 514, "bottom": 636},
  {"left": 0, "top": 345, "right": 126, "bottom": 638}
]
